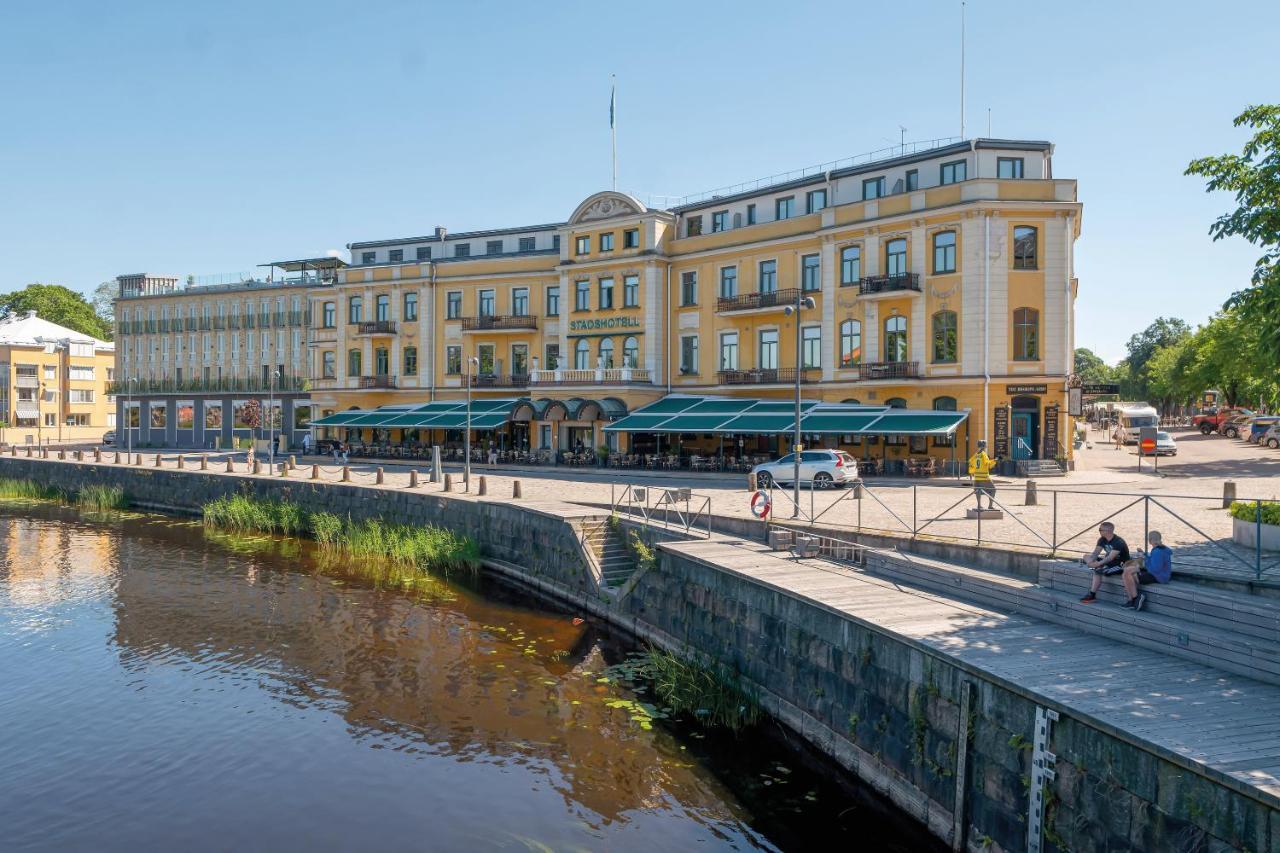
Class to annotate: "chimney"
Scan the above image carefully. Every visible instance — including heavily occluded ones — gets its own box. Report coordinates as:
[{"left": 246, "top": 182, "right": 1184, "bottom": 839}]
[{"left": 434, "top": 226, "right": 447, "bottom": 241}]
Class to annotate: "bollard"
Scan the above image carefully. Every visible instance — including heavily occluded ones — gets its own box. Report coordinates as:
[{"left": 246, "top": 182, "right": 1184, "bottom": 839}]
[
  {"left": 25, "top": 446, "right": 32, "bottom": 457},
  {"left": 1223, "top": 480, "right": 1237, "bottom": 510},
  {"left": 853, "top": 481, "right": 865, "bottom": 500},
  {"left": 115, "top": 451, "right": 122, "bottom": 465},
  {"left": 444, "top": 473, "right": 453, "bottom": 492},
  {"left": 430, "top": 446, "right": 442, "bottom": 483},
  {"left": 226, "top": 458, "right": 235, "bottom": 473},
  {"left": 11, "top": 445, "right": 17, "bottom": 456},
  {"left": 512, "top": 480, "right": 521, "bottom": 499},
  {"left": 376, "top": 467, "right": 384, "bottom": 485},
  {"left": 43, "top": 447, "right": 50, "bottom": 459},
  {"left": 289, "top": 455, "right": 296, "bottom": 471},
  {"left": 1025, "top": 480, "right": 1038, "bottom": 506},
  {"left": 341, "top": 465, "right": 350, "bottom": 482},
  {"left": 134, "top": 453, "right": 142, "bottom": 466},
  {"left": 200, "top": 455, "right": 208, "bottom": 471},
  {"left": 409, "top": 470, "right": 419, "bottom": 488},
  {"left": 478, "top": 475, "right": 487, "bottom": 496},
  {"left": 311, "top": 464, "right": 319, "bottom": 480},
  {"left": 154, "top": 453, "right": 161, "bottom": 467},
  {"left": 251, "top": 460, "right": 261, "bottom": 475},
  {"left": 747, "top": 472, "right": 757, "bottom": 491},
  {"left": 94, "top": 448, "right": 101, "bottom": 462},
  {"left": 177, "top": 455, "right": 185, "bottom": 470},
  {"left": 76, "top": 450, "right": 83, "bottom": 461},
  {"left": 279, "top": 462, "right": 288, "bottom": 477},
  {"left": 58, "top": 449, "right": 66, "bottom": 460}
]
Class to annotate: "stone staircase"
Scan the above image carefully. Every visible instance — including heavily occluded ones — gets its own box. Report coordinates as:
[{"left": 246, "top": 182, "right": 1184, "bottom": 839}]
[
  {"left": 580, "top": 519, "right": 637, "bottom": 588},
  {"left": 1017, "top": 458, "right": 1066, "bottom": 477}
]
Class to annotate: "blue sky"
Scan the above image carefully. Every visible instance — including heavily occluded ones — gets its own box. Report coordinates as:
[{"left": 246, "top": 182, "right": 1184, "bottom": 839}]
[{"left": 1, "top": 0, "right": 1276, "bottom": 362}]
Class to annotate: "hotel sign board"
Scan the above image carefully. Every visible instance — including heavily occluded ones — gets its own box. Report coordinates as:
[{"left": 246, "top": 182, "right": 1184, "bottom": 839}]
[
  {"left": 1005, "top": 384, "right": 1048, "bottom": 394},
  {"left": 568, "top": 316, "right": 642, "bottom": 332}
]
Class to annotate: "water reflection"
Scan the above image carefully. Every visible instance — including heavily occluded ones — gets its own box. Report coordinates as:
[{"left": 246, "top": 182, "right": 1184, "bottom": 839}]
[{"left": 0, "top": 506, "right": 936, "bottom": 852}]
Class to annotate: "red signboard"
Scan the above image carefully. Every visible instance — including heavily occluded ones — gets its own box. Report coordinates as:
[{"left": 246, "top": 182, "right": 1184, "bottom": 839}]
[{"left": 1140, "top": 437, "right": 1156, "bottom": 454}]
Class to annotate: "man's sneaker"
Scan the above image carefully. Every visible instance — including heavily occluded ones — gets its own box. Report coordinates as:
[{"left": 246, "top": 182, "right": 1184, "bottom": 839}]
[
  {"left": 1080, "top": 592, "right": 1097, "bottom": 604},
  {"left": 1121, "top": 598, "right": 1136, "bottom": 609},
  {"left": 1134, "top": 593, "right": 1147, "bottom": 612}
]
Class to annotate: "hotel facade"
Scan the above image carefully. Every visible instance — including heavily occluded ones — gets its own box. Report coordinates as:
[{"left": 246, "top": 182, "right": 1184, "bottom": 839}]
[{"left": 115, "top": 138, "right": 1081, "bottom": 470}]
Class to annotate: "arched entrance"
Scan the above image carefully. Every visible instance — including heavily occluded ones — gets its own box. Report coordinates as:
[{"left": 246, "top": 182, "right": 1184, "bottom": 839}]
[{"left": 1011, "top": 395, "right": 1040, "bottom": 460}]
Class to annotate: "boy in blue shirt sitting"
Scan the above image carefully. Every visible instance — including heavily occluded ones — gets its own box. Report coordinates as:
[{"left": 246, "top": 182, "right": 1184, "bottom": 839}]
[{"left": 1123, "top": 530, "right": 1172, "bottom": 611}]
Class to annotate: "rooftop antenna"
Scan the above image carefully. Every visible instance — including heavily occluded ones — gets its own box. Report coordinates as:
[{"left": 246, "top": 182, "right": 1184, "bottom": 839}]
[
  {"left": 987, "top": 107, "right": 992, "bottom": 137},
  {"left": 960, "top": 1, "right": 966, "bottom": 138},
  {"left": 899, "top": 125, "right": 908, "bottom": 152}
]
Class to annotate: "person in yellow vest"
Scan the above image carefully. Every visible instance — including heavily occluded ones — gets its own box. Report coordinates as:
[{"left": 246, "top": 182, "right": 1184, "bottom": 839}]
[{"left": 968, "top": 440, "right": 999, "bottom": 510}]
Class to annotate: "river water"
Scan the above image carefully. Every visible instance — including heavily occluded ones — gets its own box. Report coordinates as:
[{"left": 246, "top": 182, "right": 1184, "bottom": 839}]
[{"left": 0, "top": 505, "right": 938, "bottom": 852}]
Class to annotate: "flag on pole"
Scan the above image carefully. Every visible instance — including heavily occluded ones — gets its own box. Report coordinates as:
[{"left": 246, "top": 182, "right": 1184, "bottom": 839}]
[{"left": 609, "top": 83, "right": 615, "bottom": 129}]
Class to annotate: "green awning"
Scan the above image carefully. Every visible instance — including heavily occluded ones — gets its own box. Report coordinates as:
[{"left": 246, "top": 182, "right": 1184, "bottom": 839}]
[
  {"left": 800, "top": 413, "right": 880, "bottom": 434},
  {"left": 864, "top": 412, "right": 968, "bottom": 435}
]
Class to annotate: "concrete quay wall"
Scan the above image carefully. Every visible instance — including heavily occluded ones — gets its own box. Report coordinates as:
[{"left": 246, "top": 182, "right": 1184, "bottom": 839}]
[{"left": 4, "top": 457, "right": 1275, "bottom": 853}]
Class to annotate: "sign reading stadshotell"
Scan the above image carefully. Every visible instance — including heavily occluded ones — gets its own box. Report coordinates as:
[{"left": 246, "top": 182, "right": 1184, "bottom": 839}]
[{"left": 569, "top": 316, "right": 641, "bottom": 331}]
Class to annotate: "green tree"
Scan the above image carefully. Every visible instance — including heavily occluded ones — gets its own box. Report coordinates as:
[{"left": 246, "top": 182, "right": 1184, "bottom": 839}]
[
  {"left": 92, "top": 280, "right": 117, "bottom": 326},
  {"left": 1123, "top": 317, "right": 1191, "bottom": 401},
  {"left": 1186, "top": 104, "right": 1280, "bottom": 368},
  {"left": 1073, "top": 348, "right": 1117, "bottom": 384},
  {"left": 0, "top": 283, "right": 113, "bottom": 340}
]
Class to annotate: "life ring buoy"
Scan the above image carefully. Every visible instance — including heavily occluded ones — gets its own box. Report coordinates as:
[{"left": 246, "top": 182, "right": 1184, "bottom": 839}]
[{"left": 750, "top": 490, "right": 772, "bottom": 519}]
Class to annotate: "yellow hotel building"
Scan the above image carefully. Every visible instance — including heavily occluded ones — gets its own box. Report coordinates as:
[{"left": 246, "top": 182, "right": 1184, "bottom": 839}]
[{"left": 310, "top": 138, "right": 1079, "bottom": 472}]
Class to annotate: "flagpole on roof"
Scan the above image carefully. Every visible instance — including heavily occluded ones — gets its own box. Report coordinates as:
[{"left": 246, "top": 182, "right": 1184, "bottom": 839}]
[{"left": 610, "top": 75, "right": 617, "bottom": 190}]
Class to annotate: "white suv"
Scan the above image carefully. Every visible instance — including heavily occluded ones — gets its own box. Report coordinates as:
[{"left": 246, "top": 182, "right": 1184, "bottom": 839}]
[{"left": 751, "top": 450, "right": 858, "bottom": 489}]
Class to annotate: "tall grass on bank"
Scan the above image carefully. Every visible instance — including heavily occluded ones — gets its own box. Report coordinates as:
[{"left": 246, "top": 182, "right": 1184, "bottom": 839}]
[
  {"left": 202, "top": 495, "right": 479, "bottom": 579},
  {"left": 75, "top": 484, "right": 128, "bottom": 512},
  {"left": 604, "top": 646, "right": 761, "bottom": 732},
  {"left": 0, "top": 478, "right": 66, "bottom": 502}
]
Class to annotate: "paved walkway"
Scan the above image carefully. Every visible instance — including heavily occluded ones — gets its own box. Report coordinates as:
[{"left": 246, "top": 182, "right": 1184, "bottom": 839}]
[{"left": 666, "top": 536, "right": 1280, "bottom": 805}]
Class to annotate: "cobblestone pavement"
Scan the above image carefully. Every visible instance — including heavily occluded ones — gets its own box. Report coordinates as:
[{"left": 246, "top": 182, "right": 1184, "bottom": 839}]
[{"left": 29, "top": 423, "right": 1280, "bottom": 582}]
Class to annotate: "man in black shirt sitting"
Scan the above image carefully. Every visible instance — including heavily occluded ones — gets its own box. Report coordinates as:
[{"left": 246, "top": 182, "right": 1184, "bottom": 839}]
[{"left": 1080, "top": 522, "right": 1130, "bottom": 604}]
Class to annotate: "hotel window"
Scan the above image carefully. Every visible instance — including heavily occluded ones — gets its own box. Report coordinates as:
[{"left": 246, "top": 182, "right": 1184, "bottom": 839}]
[
  {"left": 1014, "top": 308, "right": 1040, "bottom": 360},
  {"left": 479, "top": 289, "right": 495, "bottom": 317},
  {"left": 575, "top": 235, "right": 590, "bottom": 255},
  {"left": 840, "top": 246, "right": 861, "bottom": 285},
  {"left": 575, "top": 280, "right": 590, "bottom": 311},
  {"left": 389, "top": 249, "right": 403, "bottom": 263},
  {"left": 477, "top": 344, "right": 494, "bottom": 375},
  {"left": 622, "top": 336, "right": 639, "bottom": 368},
  {"left": 801, "top": 326, "right": 821, "bottom": 368},
  {"left": 933, "top": 231, "right": 957, "bottom": 274},
  {"left": 719, "top": 332, "right": 739, "bottom": 370},
  {"left": 375, "top": 294, "right": 390, "bottom": 322},
  {"left": 416, "top": 246, "right": 432, "bottom": 260},
  {"left": 512, "top": 287, "right": 529, "bottom": 316},
  {"left": 322, "top": 351, "right": 335, "bottom": 378},
  {"left": 348, "top": 349, "right": 362, "bottom": 376},
  {"left": 486, "top": 240, "right": 503, "bottom": 255},
  {"left": 403, "top": 346, "right": 418, "bottom": 376},
  {"left": 775, "top": 196, "right": 795, "bottom": 220},
  {"left": 806, "top": 189, "right": 827, "bottom": 213},
  {"left": 680, "top": 335, "right": 699, "bottom": 374},
  {"left": 622, "top": 274, "right": 639, "bottom": 308},
  {"left": 348, "top": 296, "right": 363, "bottom": 324},
  {"left": 598, "top": 277, "right": 614, "bottom": 309},
  {"left": 840, "top": 319, "right": 862, "bottom": 366},
  {"left": 449, "top": 243, "right": 468, "bottom": 258},
  {"left": 758, "top": 329, "right": 779, "bottom": 369},
  {"left": 680, "top": 271, "right": 697, "bottom": 306},
  {"left": 599, "top": 233, "right": 614, "bottom": 252},
  {"left": 574, "top": 339, "right": 590, "bottom": 369},
  {"left": 544, "top": 343, "right": 560, "bottom": 370},
  {"left": 758, "top": 260, "right": 777, "bottom": 294},
  {"left": 862, "top": 177, "right": 884, "bottom": 200},
  {"left": 905, "top": 169, "right": 919, "bottom": 191},
  {"left": 885, "top": 239, "right": 908, "bottom": 276},
  {"left": 1013, "top": 226, "right": 1038, "bottom": 270},
  {"left": 446, "top": 291, "right": 462, "bottom": 319},
  {"left": 623, "top": 228, "right": 639, "bottom": 249},
  {"left": 883, "top": 316, "right": 908, "bottom": 363},
  {"left": 719, "top": 266, "right": 738, "bottom": 299},
  {"left": 998, "top": 157, "right": 1025, "bottom": 179},
  {"left": 403, "top": 292, "right": 418, "bottom": 321},
  {"left": 546, "top": 285, "right": 560, "bottom": 316},
  {"left": 445, "top": 345, "right": 462, "bottom": 374},
  {"left": 361, "top": 251, "right": 375, "bottom": 264},
  {"left": 511, "top": 344, "right": 528, "bottom": 375},
  {"left": 932, "top": 310, "right": 958, "bottom": 363},
  {"left": 519, "top": 237, "right": 536, "bottom": 252},
  {"left": 686, "top": 216, "right": 703, "bottom": 237},
  {"left": 746, "top": 204, "right": 757, "bottom": 225},
  {"left": 711, "top": 211, "right": 728, "bottom": 233},
  {"left": 940, "top": 160, "right": 967, "bottom": 185},
  {"left": 801, "top": 254, "right": 821, "bottom": 292}
]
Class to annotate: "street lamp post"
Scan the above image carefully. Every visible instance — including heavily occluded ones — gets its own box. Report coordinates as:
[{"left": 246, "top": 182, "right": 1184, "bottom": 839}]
[
  {"left": 464, "top": 356, "right": 478, "bottom": 491},
  {"left": 783, "top": 294, "right": 817, "bottom": 518},
  {"left": 38, "top": 381, "right": 45, "bottom": 448}
]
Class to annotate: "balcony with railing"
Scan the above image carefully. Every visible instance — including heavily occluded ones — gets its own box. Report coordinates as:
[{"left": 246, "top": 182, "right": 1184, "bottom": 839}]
[
  {"left": 716, "top": 287, "right": 803, "bottom": 314},
  {"left": 357, "top": 375, "right": 397, "bottom": 389},
  {"left": 354, "top": 320, "right": 397, "bottom": 335},
  {"left": 716, "top": 367, "right": 818, "bottom": 385},
  {"left": 461, "top": 314, "right": 538, "bottom": 332},
  {"left": 858, "top": 273, "right": 921, "bottom": 297},
  {"left": 468, "top": 373, "right": 531, "bottom": 388},
  {"left": 841, "top": 360, "right": 921, "bottom": 380},
  {"left": 528, "top": 367, "right": 653, "bottom": 386},
  {"left": 15, "top": 374, "right": 40, "bottom": 389}
]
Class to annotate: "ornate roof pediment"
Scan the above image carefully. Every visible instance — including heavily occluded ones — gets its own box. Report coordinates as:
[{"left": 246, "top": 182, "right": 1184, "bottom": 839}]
[{"left": 568, "top": 191, "right": 646, "bottom": 225}]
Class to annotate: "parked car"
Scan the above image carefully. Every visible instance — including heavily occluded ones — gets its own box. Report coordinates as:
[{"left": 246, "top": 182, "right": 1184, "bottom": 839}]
[
  {"left": 1220, "top": 414, "right": 1255, "bottom": 439},
  {"left": 1262, "top": 424, "right": 1280, "bottom": 449},
  {"left": 1139, "top": 431, "right": 1177, "bottom": 456},
  {"left": 1193, "top": 407, "right": 1252, "bottom": 435},
  {"left": 1247, "top": 417, "right": 1280, "bottom": 444},
  {"left": 101, "top": 430, "right": 116, "bottom": 446},
  {"left": 752, "top": 450, "right": 858, "bottom": 489}
]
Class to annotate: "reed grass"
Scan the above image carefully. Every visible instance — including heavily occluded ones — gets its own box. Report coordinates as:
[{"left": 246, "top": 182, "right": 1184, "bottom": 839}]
[
  {"left": 0, "top": 478, "right": 66, "bottom": 502},
  {"left": 607, "top": 647, "right": 761, "bottom": 732},
  {"left": 75, "top": 484, "right": 128, "bottom": 511},
  {"left": 202, "top": 493, "right": 306, "bottom": 535}
]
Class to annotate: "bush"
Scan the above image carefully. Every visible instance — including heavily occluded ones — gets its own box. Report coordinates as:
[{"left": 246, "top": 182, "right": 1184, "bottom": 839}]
[{"left": 1229, "top": 500, "right": 1280, "bottom": 526}]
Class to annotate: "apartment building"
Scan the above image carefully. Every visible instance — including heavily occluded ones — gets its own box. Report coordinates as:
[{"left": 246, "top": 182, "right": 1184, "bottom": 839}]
[
  {"left": 311, "top": 138, "right": 1079, "bottom": 469},
  {"left": 0, "top": 311, "right": 116, "bottom": 445},
  {"left": 112, "top": 262, "right": 340, "bottom": 448}
]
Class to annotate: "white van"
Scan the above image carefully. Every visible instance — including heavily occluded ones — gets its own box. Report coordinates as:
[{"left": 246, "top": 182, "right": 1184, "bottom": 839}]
[{"left": 1116, "top": 404, "right": 1159, "bottom": 444}]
